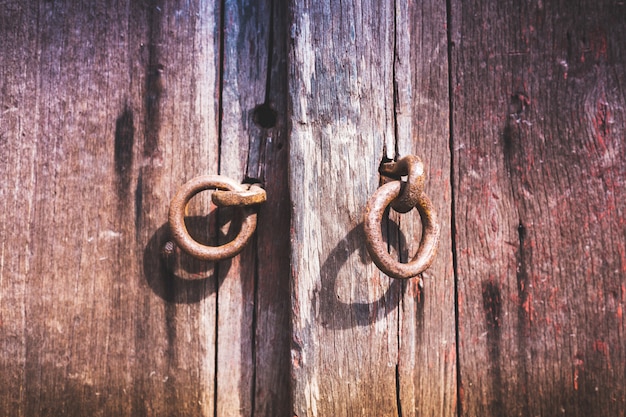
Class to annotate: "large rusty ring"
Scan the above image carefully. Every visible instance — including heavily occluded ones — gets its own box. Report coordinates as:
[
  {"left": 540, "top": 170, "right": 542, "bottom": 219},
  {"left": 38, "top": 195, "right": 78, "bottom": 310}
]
[
  {"left": 168, "top": 175, "right": 257, "bottom": 261},
  {"left": 364, "top": 180, "right": 440, "bottom": 279}
]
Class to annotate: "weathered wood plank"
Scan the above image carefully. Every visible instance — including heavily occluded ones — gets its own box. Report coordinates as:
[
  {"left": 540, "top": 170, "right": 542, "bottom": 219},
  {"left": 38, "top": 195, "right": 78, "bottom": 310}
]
[
  {"left": 217, "top": 0, "right": 291, "bottom": 415},
  {"left": 134, "top": 1, "right": 221, "bottom": 415},
  {"left": 450, "top": 0, "right": 626, "bottom": 415},
  {"left": 394, "top": 1, "right": 456, "bottom": 416},
  {"left": 288, "top": 0, "right": 455, "bottom": 415},
  {"left": 215, "top": 0, "right": 265, "bottom": 414},
  {"left": 288, "top": 0, "right": 397, "bottom": 414},
  {"left": 248, "top": 0, "right": 293, "bottom": 415}
]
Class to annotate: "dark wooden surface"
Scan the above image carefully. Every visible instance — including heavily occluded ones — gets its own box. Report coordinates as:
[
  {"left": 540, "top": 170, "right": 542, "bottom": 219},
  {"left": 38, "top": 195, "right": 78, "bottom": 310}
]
[
  {"left": 1, "top": 0, "right": 625, "bottom": 416},
  {"left": 0, "top": 0, "right": 289, "bottom": 415},
  {"left": 450, "top": 0, "right": 626, "bottom": 415}
]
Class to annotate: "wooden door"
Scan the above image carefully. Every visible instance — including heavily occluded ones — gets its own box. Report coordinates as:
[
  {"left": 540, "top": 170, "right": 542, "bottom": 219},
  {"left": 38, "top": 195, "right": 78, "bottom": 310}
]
[
  {"left": 0, "top": 0, "right": 290, "bottom": 415},
  {"left": 1, "top": 0, "right": 625, "bottom": 416}
]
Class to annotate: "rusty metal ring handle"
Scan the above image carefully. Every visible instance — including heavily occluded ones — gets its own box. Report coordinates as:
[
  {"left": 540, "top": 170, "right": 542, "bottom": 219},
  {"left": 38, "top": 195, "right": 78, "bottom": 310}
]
[
  {"left": 364, "top": 177, "right": 440, "bottom": 280},
  {"left": 168, "top": 175, "right": 261, "bottom": 261}
]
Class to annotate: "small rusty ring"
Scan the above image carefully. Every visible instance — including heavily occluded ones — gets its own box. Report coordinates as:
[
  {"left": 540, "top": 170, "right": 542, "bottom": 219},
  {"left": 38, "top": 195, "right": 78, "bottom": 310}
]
[
  {"left": 364, "top": 181, "right": 440, "bottom": 279},
  {"left": 379, "top": 155, "right": 426, "bottom": 214},
  {"left": 168, "top": 175, "right": 257, "bottom": 261}
]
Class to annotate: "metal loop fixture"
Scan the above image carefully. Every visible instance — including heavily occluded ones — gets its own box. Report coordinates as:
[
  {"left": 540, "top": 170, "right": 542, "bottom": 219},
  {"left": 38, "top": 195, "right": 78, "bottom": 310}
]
[
  {"left": 378, "top": 155, "right": 425, "bottom": 213},
  {"left": 364, "top": 156, "right": 440, "bottom": 280},
  {"left": 168, "top": 175, "right": 265, "bottom": 262},
  {"left": 212, "top": 183, "right": 267, "bottom": 207}
]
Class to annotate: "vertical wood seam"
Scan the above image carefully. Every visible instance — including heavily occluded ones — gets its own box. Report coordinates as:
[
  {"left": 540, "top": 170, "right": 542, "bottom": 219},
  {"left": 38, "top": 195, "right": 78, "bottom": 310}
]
[
  {"left": 217, "top": 0, "right": 226, "bottom": 176},
  {"left": 391, "top": 2, "right": 403, "bottom": 415},
  {"left": 264, "top": 0, "right": 275, "bottom": 105},
  {"left": 445, "top": 0, "right": 462, "bottom": 416},
  {"left": 391, "top": 0, "right": 400, "bottom": 161},
  {"left": 215, "top": 2, "right": 227, "bottom": 415}
]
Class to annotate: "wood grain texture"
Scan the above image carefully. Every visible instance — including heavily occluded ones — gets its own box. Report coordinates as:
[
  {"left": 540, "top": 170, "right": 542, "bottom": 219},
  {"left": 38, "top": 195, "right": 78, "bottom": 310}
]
[
  {"left": 288, "top": 1, "right": 398, "bottom": 413},
  {"left": 394, "top": 1, "right": 456, "bottom": 416},
  {"left": 218, "top": 0, "right": 291, "bottom": 415},
  {"left": 450, "top": 0, "right": 626, "bottom": 415},
  {"left": 4, "top": 0, "right": 625, "bottom": 415},
  {"left": 288, "top": 0, "right": 455, "bottom": 415},
  {"left": 248, "top": 0, "right": 292, "bottom": 414},
  {"left": 0, "top": 1, "right": 220, "bottom": 415},
  {"left": 0, "top": 0, "right": 289, "bottom": 415}
]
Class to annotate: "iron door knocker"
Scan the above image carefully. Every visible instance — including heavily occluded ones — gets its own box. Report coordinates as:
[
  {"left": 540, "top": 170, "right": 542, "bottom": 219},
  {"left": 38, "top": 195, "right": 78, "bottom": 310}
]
[
  {"left": 363, "top": 155, "right": 440, "bottom": 279},
  {"left": 168, "top": 175, "right": 266, "bottom": 262}
]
